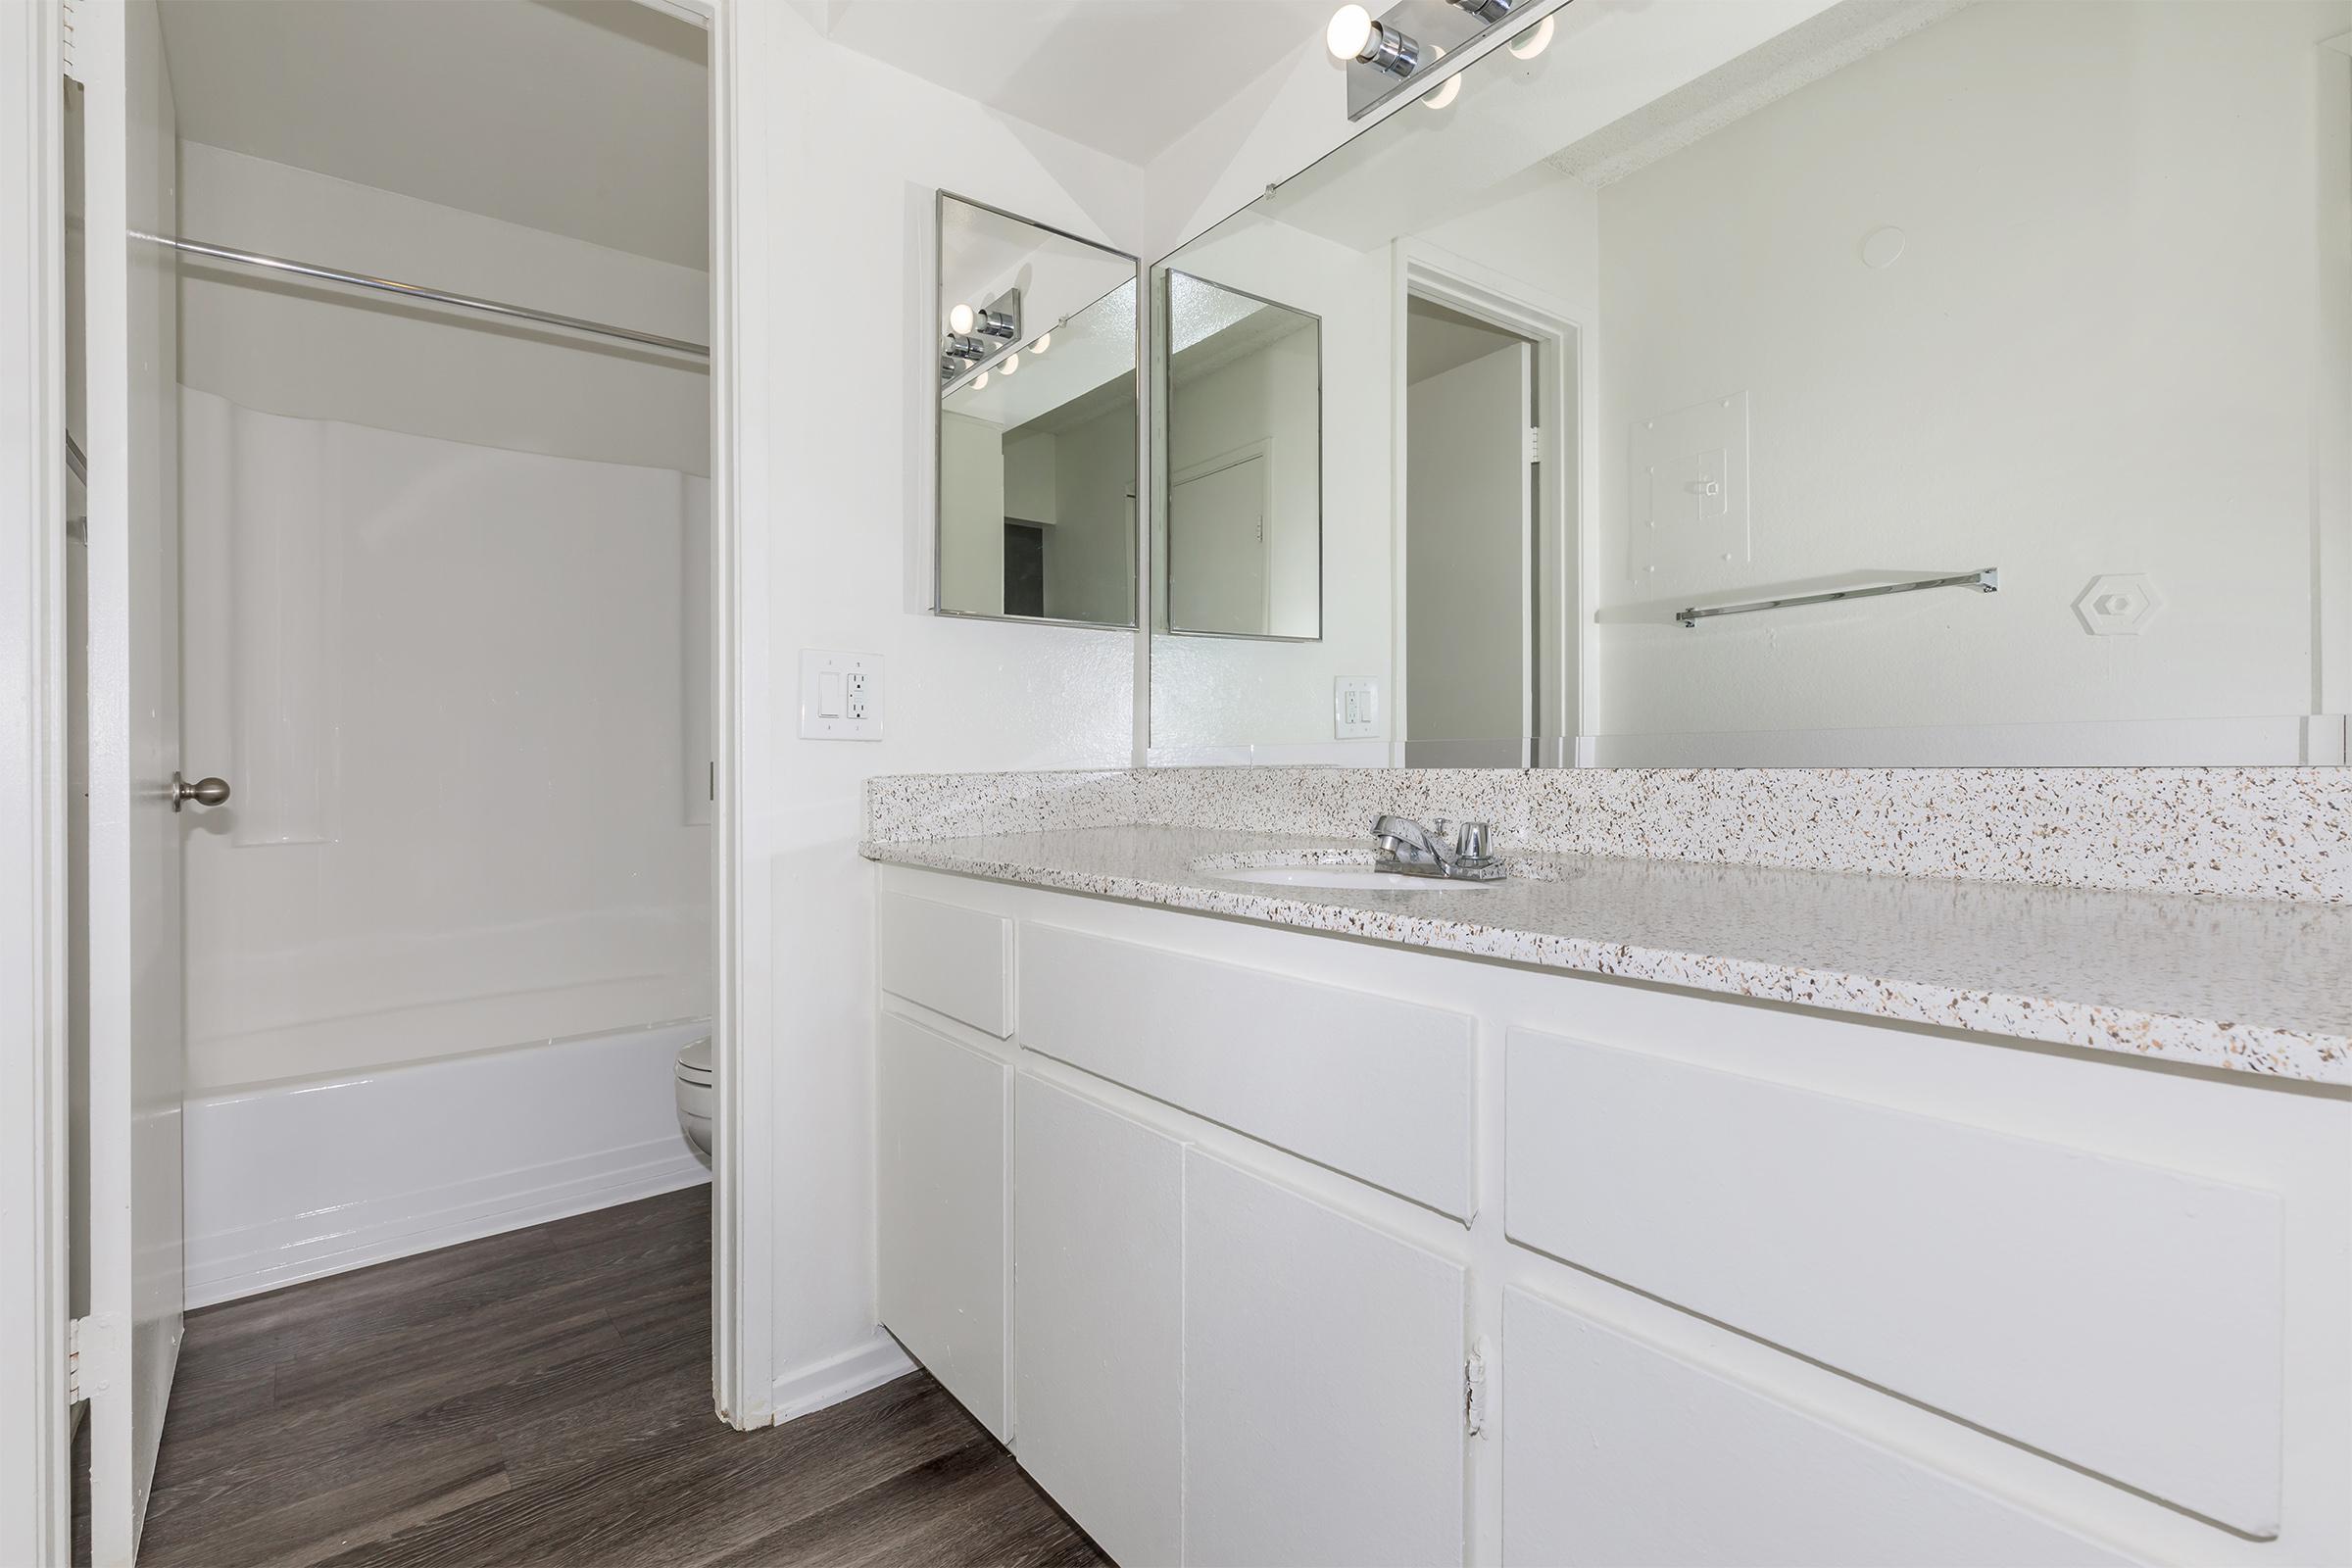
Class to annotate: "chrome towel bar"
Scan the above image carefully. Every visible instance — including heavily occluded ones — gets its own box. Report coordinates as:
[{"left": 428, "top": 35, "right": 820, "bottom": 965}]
[{"left": 1676, "top": 567, "right": 1998, "bottom": 628}]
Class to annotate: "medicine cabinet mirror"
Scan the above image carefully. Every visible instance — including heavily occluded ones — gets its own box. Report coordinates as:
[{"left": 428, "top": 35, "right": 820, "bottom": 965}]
[
  {"left": 1147, "top": 0, "right": 2350, "bottom": 767},
  {"left": 936, "top": 192, "right": 1139, "bottom": 629},
  {"left": 1156, "top": 271, "right": 1323, "bottom": 641}
]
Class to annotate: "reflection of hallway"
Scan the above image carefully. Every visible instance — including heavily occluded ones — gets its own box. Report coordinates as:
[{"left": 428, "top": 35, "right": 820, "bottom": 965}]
[{"left": 107, "top": 1189, "right": 1105, "bottom": 1567}]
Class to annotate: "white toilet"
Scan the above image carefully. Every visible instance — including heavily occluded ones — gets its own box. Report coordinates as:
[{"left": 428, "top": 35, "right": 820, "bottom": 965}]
[{"left": 674, "top": 1035, "right": 713, "bottom": 1155}]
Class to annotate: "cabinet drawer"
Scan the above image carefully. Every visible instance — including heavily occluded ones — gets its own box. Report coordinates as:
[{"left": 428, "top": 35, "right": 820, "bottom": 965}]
[
  {"left": 877, "top": 891, "right": 1012, "bottom": 1037},
  {"left": 1020, "top": 923, "right": 1476, "bottom": 1217},
  {"left": 1501, "top": 1289, "right": 2132, "bottom": 1567},
  {"left": 876, "top": 1014, "right": 1007, "bottom": 1439},
  {"left": 1504, "top": 1031, "right": 2284, "bottom": 1535}
]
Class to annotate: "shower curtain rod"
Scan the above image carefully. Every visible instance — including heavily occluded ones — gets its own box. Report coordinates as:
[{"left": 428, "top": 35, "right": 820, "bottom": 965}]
[{"left": 130, "top": 231, "right": 710, "bottom": 360}]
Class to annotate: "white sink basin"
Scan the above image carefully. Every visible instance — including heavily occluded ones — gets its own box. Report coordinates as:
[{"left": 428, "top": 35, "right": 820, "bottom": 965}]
[{"left": 1214, "top": 866, "right": 1500, "bottom": 893}]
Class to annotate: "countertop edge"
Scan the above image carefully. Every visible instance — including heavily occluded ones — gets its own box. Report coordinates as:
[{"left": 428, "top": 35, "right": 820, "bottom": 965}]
[{"left": 860, "top": 837, "right": 2352, "bottom": 1089}]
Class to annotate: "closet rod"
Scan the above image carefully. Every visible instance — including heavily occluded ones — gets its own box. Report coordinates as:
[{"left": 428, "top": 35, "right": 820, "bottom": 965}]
[{"left": 130, "top": 232, "right": 710, "bottom": 360}]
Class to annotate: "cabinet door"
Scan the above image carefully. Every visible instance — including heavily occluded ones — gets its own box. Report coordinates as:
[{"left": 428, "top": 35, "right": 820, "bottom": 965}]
[
  {"left": 1184, "top": 1151, "right": 1467, "bottom": 1568},
  {"left": 1500, "top": 1289, "right": 2134, "bottom": 1568},
  {"left": 876, "top": 1014, "right": 1007, "bottom": 1438},
  {"left": 1012, "top": 1074, "right": 1185, "bottom": 1568}
]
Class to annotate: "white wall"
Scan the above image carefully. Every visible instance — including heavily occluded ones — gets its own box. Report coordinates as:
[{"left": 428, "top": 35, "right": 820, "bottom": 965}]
[
  {"left": 178, "top": 389, "right": 712, "bottom": 1093},
  {"left": 176, "top": 141, "right": 709, "bottom": 475},
  {"left": 730, "top": 0, "right": 1147, "bottom": 1413},
  {"left": 1592, "top": 0, "right": 2352, "bottom": 742}
]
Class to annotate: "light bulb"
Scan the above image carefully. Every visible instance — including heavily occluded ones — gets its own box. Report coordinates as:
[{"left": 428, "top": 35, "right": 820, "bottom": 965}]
[
  {"left": 1003, "top": 353, "right": 1020, "bottom": 375},
  {"left": 949, "top": 303, "right": 975, "bottom": 334},
  {"left": 1033, "top": 332, "right": 1052, "bottom": 355},
  {"left": 973, "top": 370, "right": 988, "bottom": 389},
  {"left": 1422, "top": 46, "right": 1459, "bottom": 109},
  {"left": 1507, "top": 14, "right": 1553, "bottom": 59},
  {"left": 1326, "top": 4, "right": 1373, "bottom": 61}
]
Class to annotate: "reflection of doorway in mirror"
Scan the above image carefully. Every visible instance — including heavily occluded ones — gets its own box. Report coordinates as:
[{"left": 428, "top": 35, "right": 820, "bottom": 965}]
[
  {"left": 1004, "top": 521, "right": 1047, "bottom": 619},
  {"left": 1170, "top": 445, "right": 1272, "bottom": 636},
  {"left": 1403, "top": 296, "right": 1537, "bottom": 766}
]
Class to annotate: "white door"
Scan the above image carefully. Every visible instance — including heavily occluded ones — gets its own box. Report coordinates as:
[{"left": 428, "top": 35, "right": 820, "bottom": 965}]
[
  {"left": 1169, "top": 452, "right": 1268, "bottom": 635},
  {"left": 80, "top": 3, "right": 186, "bottom": 1561},
  {"left": 1405, "top": 342, "right": 1532, "bottom": 759}
]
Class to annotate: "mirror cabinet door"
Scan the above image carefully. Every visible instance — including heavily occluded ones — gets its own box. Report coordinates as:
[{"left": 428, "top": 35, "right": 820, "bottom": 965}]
[
  {"left": 936, "top": 193, "right": 1139, "bottom": 629},
  {"left": 1156, "top": 270, "right": 1323, "bottom": 642}
]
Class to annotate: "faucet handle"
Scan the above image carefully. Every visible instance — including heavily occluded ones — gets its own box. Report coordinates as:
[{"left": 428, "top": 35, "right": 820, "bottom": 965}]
[{"left": 1455, "top": 820, "right": 1492, "bottom": 859}]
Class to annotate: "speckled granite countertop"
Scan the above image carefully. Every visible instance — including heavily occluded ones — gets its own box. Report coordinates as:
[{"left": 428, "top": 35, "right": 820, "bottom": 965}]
[{"left": 862, "top": 825, "right": 2352, "bottom": 1086}]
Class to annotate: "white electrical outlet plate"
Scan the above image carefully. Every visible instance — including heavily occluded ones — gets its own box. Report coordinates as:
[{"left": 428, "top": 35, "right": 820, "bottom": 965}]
[
  {"left": 1335, "top": 677, "right": 1380, "bottom": 739},
  {"left": 800, "top": 650, "right": 883, "bottom": 739}
]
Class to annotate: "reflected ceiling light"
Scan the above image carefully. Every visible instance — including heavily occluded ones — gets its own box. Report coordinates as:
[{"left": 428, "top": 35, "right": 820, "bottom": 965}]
[
  {"left": 1033, "top": 331, "right": 1052, "bottom": 355},
  {"left": 949, "top": 303, "right": 975, "bottom": 334},
  {"left": 973, "top": 370, "right": 989, "bottom": 389},
  {"left": 1421, "top": 46, "right": 1459, "bottom": 109},
  {"left": 1507, "top": 13, "right": 1553, "bottom": 59},
  {"left": 1326, "top": 4, "right": 1418, "bottom": 76},
  {"left": 1002, "top": 353, "right": 1020, "bottom": 375}
]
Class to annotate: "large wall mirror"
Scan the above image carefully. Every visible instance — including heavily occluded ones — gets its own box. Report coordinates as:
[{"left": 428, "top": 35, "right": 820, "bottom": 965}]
[
  {"left": 1149, "top": 0, "right": 2351, "bottom": 766},
  {"left": 937, "top": 193, "right": 1139, "bottom": 628}
]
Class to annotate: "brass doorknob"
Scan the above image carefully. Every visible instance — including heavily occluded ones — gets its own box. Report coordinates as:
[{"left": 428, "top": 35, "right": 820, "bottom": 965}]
[{"left": 172, "top": 772, "right": 231, "bottom": 811}]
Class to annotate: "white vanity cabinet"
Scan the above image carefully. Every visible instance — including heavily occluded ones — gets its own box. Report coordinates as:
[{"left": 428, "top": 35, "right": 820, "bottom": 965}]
[{"left": 874, "top": 864, "right": 2352, "bottom": 1568}]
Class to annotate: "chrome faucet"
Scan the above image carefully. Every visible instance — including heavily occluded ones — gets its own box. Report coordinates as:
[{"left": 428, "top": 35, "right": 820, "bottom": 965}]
[{"left": 1371, "top": 814, "right": 1506, "bottom": 881}]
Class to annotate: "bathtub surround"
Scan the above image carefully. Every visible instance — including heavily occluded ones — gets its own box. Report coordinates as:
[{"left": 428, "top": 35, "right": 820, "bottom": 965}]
[
  {"left": 179, "top": 390, "right": 714, "bottom": 1093},
  {"left": 866, "top": 765, "right": 2352, "bottom": 905}
]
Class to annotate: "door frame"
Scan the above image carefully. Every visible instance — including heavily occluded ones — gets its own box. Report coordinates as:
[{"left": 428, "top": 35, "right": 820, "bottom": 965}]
[
  {"left": 1389, "top": 242, "right": 1590, "bottom": 766},
  {"left": 0, "top": 2, "right": 773, "bottom": 1551},
  {"left": 0, "top": 2, "right": 73, "bottom": 1561}
]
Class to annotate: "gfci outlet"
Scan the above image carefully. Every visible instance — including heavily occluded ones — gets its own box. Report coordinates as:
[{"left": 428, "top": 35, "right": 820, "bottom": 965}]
[
  {"left": 1335, "top": 677, "right": 1380, "bottom": 739},
  {"left": 800, "top": 650, "right": 883, "bottom": 740}
]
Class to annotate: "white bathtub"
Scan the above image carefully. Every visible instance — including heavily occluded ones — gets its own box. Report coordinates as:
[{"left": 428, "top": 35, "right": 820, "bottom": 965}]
[{"left": 183, "top": 1020, "right": 710, "bottom": 1307}]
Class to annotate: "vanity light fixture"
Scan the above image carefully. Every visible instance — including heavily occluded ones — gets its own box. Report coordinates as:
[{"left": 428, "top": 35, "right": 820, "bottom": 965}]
[
  {"left": 1002, "top": 353, "right": 1020, "bottom": 375},
  {"left": 973, "top": 370, "right": 989, "bottom": 389},
  {"left": 1422, "top": 45, "right": 1459, "bottom": 109},
  {"left": 975, "top": 308, "right": 1016, "bottom": 338},
  {"left": 1326, "top": 4, "right": 1418, "bottom": 76},
  {"left": 1507, "top": 13, "right": 1553, "bottom": 58},
  {"left": 1446, "top": 0, "right": 1516, "bottom": 22},
  {"left": 1033, "top": 331, "right": 1052, "bottom": 355}
]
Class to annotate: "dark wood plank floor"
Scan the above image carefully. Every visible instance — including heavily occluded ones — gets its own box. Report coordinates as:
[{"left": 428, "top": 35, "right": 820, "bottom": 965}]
[{"left": 129, "top": 1186, "right": 1108, "bottom": 1567}]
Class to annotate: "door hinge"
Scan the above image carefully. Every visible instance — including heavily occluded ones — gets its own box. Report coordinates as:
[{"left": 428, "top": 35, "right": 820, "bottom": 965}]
[
  {"left": 1463, "top": 1339, "right": 1490, "bottom": 1437},
  {"left": 60, "top": 0, "right": 83, "bottom": 83},
  {"left": 1524, "top": 426, "right": 1543, "bottom": 464},
  {"left": 66, "top": 1314, "right": 88, "bottom": 1403}
]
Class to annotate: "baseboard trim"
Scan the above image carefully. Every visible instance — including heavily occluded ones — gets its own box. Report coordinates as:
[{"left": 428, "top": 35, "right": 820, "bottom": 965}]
[{"left": 770, "top": 1330, "right": 917, "bottom": 1425}]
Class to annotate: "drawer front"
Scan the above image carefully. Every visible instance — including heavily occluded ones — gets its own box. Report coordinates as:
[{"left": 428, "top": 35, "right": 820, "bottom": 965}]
[
  {"left": 1021, "top": 923, "right": 1477, "bottom": 1218},
  {"left": 877, "top": 890, "right": 1012, "bottom": 1037},
  {"left": 876, "top": 1014, "right": 1007, "bottom": 1438},
  {"left": 1504, "top": 1031, "right": 2284, "bottom": 1534},
  {"left": 1501, "top": 1289, "right": 2134, "bottom": 1568}
]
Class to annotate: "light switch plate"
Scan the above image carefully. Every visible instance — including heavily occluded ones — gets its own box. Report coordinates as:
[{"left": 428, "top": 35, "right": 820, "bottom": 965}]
[
  {"left": 1335, "top": 677, "right": 1380, "bottom": 739},
  {"left": 800, "top": 650, "right": 883, "bottom": 740}
]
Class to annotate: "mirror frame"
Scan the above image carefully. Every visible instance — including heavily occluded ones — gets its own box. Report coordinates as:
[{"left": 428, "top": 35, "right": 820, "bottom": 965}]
[
  {"left": 1152, "top": 267, "right": 1326, "bottom": 645},
  {"left": 932, "top": 189, "right": 1143, "bottom": 633}
]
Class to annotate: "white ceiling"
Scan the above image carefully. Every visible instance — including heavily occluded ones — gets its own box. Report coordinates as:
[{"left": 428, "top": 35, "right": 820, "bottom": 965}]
[
  {"left": 791, "top": 0, "right": 1335, "bottom": 167},
  {"left": 157, "top": 0, "right": 710, "bottom": 270}
]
